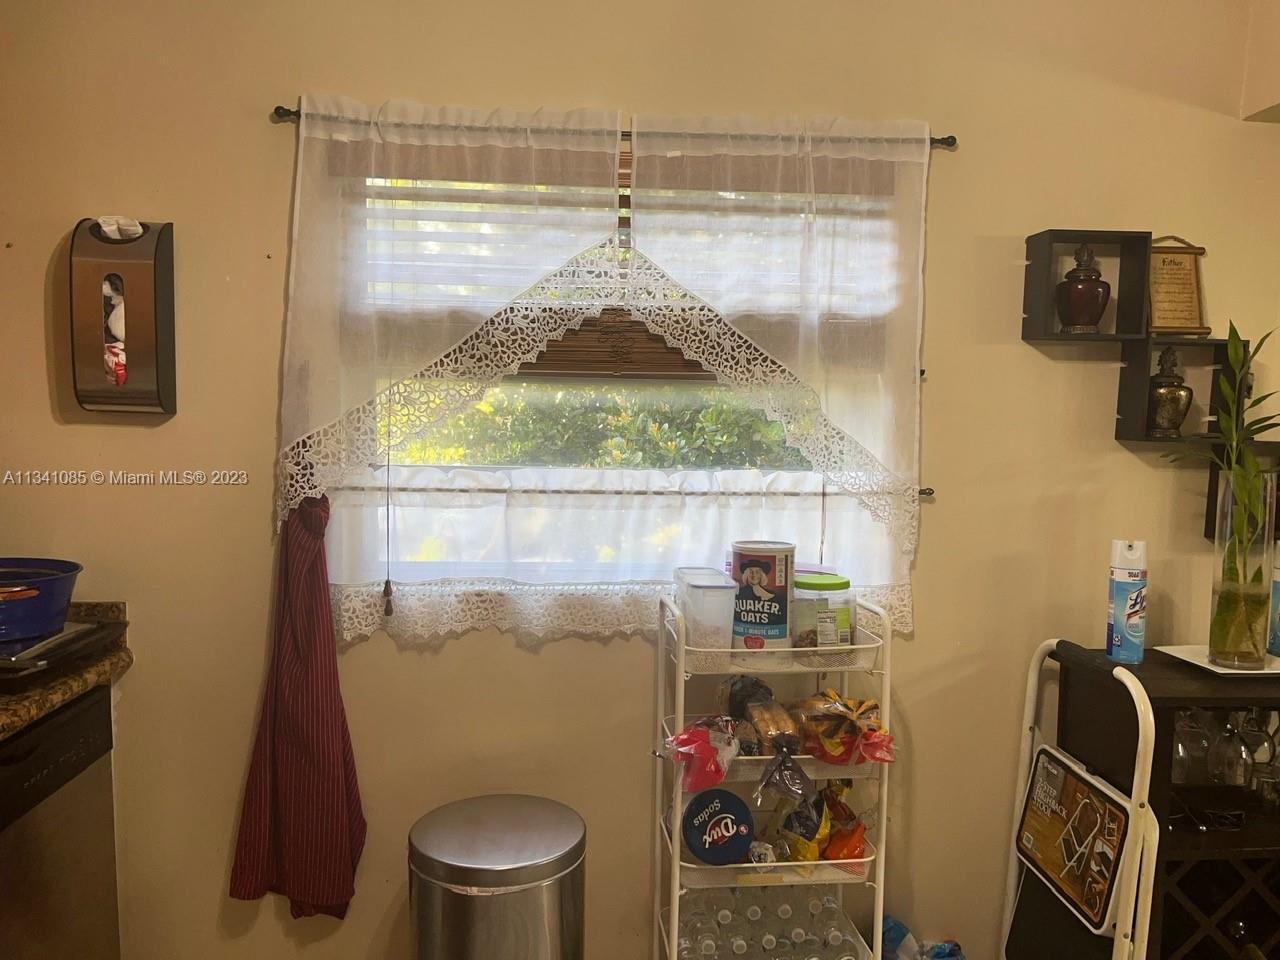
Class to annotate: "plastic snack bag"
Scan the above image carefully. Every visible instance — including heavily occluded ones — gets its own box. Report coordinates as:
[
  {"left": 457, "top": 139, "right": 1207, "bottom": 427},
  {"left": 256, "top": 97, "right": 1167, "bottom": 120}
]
[
  {"left": 665, "top": 717, "right": 739, "bottom": 791},
  {"left": 821, "top": 783, "right": 858, "bottom": 830},
  {"left": 748, "top": 840, "right": 778, "bottom": 864},
  {"left": 754, "top": 750, "right": 817, "bottom": 808},
  {"left": 778, "top": 793, "right": 830, "bottom": 862},
  {"left": 823, "top": 821, "right": 866, "bottom": 861},
  {"left": 791, "top": 690, "right": 871, "bottom": 763},
  {"left": 735, "top": 719, "right": 768, "bottom": 757},
  {"left": 718, "top": 675, "right": 774, "bottom": 719},
  {"left": 792, "top": 689, "right": 896, "bottom": 765},
  {"left": 857, "top": 728, "right": 897, "bottom": 765}
]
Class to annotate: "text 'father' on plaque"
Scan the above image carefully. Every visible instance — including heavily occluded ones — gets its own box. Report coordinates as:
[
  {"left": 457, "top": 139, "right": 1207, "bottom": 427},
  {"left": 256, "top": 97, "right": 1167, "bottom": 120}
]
[{"left": 1149, "top": 235, "right": 1211, "bottom": 337}]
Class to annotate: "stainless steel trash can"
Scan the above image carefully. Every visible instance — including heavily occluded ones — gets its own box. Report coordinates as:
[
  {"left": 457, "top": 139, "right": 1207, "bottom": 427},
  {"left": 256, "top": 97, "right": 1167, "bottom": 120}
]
[{"left": 409, "top": 794, "right": 586, "bottom": 960}]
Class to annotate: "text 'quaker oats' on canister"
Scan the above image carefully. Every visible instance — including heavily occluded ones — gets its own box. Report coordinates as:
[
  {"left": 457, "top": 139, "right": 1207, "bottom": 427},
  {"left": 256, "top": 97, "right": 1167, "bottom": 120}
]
[{"left": 730, "top": 540, "right": 795, "bottom": 654}]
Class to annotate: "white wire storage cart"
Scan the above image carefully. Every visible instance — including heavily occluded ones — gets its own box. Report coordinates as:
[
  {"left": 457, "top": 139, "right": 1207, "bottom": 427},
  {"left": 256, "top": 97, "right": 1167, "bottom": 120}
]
[{"left": 653, "top": 595, "right": 894, "bottom": 960}]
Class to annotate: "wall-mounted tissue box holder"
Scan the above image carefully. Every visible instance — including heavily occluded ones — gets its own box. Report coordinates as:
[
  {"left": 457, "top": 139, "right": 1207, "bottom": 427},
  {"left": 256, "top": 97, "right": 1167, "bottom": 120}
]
[{"left": 69, "top": 219, "right": 175, "bottom": 414}]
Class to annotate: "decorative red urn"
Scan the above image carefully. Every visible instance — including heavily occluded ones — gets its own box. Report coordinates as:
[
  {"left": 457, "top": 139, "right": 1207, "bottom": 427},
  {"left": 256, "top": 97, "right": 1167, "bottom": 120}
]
[{"left": 1055, "top": 243, "right": 1111, "bottom": 334}]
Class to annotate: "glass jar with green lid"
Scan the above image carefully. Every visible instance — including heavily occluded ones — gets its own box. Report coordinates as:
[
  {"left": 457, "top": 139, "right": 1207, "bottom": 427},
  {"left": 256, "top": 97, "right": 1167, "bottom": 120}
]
[{"left": 793, "top": 573, "right": 854, "bottom": 654}]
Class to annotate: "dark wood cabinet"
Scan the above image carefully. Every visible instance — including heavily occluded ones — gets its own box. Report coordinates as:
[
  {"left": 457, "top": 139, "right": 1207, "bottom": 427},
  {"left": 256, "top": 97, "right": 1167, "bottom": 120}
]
[{"left": 1010, "top": 642, "right": 1280, "bottom": 959}]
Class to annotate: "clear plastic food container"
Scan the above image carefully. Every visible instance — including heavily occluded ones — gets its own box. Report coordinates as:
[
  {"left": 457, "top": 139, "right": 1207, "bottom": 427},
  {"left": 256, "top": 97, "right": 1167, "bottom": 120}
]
[
  {"left": 794, "top": 572, "right": 854, "bottom": 668},
  {"left": 674, "top": 567, "right": 736, "bottom": 671}
]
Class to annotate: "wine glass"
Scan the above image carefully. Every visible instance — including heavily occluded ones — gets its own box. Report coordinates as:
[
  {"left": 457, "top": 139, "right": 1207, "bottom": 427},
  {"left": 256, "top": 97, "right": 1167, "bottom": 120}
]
[
  {"left": 1209, "top": 720, "right": 1255, "bottom": 788},
  {"left": 1173, "top": 710, "right": 1212, "bottom": 785}
]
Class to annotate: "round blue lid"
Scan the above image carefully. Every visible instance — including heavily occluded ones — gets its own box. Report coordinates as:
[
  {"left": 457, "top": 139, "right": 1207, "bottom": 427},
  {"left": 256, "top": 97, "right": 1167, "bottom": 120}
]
[{"left": 681, "top": 789, "right": 754, "bottom": 866}]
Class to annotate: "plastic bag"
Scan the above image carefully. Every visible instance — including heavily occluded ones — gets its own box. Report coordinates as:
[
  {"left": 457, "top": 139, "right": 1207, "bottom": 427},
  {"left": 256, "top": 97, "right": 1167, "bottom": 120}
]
[
  {"left": 792, "top": 689, "right": 896, "bottom": 765},
  {"left": 823, "top": 821, "right": 866, "bottom": 861},
  {"left": 718, "top": 675, "right": 774, "bottom": 720},
  {"left": 665, "top": 717, "right": 739, "bottom": 791},
  {"left": 882, "top": 917, "right": 920, "bottom": 960},
  {"left": 753, "top": 749, "right": 817, "bottom": 809},
  {"left": 735, "top": 719, "right": 769, "bottom": 757},
  {"left": 857, "top": 728, "right": 897, "bottom": 764},
  {"left": 822, "top": 783, "right": 858, "bottom": 831},
  {"left": 780, "top": 800, "right": 830, "bottom": 862},
  {"left": 746, "top": 699, "right": 802, "bottom": 754},
  {"left": 748, "top": 840, "right": 777, "bottom": 864},
  {"left": 791, "top": 690, "right": 863, "bottom": 763}
]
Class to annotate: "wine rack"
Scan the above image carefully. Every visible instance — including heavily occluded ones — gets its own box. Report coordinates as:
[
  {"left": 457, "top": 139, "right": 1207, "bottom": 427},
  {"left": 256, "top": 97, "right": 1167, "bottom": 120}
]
[{"left": 1012, "top": 642, "right": 1280, "bottom": 960}]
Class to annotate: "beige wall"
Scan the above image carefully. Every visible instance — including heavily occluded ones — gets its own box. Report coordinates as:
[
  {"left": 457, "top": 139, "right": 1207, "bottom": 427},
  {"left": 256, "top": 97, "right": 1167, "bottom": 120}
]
[
  {"left": 4, "top": 1, "right": 1280, "bottom": 957},
  {"left": 1244, "top": 0, "right": 1280, "bottom": 120}
]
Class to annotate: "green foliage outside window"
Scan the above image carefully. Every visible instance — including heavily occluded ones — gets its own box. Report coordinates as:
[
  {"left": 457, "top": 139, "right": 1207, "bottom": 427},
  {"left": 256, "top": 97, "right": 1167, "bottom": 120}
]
[{"left": 396, "top": 379, "right": 811, "bottom": 471}]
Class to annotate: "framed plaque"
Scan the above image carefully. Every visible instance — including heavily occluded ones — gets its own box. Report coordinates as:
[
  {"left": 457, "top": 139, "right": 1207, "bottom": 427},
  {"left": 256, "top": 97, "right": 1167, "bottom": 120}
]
[{"left": 1149, "top": 235, "right": 1211, "bottom": 336}]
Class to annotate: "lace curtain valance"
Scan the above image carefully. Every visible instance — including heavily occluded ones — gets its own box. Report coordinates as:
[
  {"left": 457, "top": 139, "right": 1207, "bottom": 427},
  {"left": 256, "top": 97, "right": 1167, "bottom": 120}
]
[{"left": 277, "top": 96, "right": 929, "bottom": 646}]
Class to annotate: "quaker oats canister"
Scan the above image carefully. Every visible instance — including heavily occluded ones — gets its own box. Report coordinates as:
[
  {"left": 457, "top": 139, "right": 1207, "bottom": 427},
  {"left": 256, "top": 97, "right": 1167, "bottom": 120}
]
[{"left": 730, "top": 540, "right": 795, "bottom": 652}]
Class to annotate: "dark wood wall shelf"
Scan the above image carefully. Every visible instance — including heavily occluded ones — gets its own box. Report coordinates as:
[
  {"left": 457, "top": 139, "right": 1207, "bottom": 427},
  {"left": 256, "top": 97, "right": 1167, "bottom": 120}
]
[
  {"left": 1020, "top": 228, "right": 1280, "bottom": 541},
  {"left": 1023, "top": 229, "right": 1152, "bottom": 342},
  {"left": 1116, "top": 337, "right": 1230, "bottom": 443},
  {"left": 1029, "top": 331, "right": 1147, "bottom": 343}
]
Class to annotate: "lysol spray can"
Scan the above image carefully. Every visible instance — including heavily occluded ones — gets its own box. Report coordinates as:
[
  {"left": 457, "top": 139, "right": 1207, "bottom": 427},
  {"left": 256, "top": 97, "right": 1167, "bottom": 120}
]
[
  {"left": 1107, "top": 539, "right": 1147, "bottom": 664},
  {"left": 1269, "top": 554, "right": 1280, "bottom": 657}
]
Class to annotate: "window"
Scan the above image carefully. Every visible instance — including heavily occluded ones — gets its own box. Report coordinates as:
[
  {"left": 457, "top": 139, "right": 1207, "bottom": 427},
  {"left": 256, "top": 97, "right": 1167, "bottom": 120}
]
[
  {"left": 327, "top": 169, "right": 846, "bottom": 593},
  {"left": 279, "top": 101, "right": 926, "bottom": 645}
]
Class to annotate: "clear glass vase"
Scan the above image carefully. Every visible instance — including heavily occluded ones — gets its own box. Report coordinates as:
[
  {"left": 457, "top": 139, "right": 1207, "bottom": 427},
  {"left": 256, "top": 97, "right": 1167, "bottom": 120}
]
[{"left": 1210, "top": 472, "right": 1276, "bottom": 670}]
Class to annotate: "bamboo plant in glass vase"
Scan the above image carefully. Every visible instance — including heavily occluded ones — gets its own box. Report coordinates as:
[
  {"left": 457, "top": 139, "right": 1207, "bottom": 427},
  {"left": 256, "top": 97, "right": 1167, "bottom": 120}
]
[{"left": 1171, "top": 323, "right": 1277, "bottom": 669}]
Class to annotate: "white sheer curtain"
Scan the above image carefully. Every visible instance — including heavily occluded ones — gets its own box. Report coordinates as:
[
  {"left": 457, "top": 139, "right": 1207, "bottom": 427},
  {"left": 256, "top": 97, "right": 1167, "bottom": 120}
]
[
  {"left": 275, "top": 98, "right": 929, "bottom": 648},
  {"left": 278, "top": 95, "right": 622, "bottom": 509},
  {"left": 325, "top": 467, "right": 909, "bottom": 647},
  {"left": 629, "top": 115, "right": 929, "bottom": 489}
]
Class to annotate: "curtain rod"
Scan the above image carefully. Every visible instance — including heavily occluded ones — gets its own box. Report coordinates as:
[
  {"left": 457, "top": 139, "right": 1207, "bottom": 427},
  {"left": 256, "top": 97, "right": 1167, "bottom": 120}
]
[
  {"left": 329, "top": 483, "right": 935, "bottom": 497},
  {"left": 270, "top": 105, "right": 957, "bottom": 148}
]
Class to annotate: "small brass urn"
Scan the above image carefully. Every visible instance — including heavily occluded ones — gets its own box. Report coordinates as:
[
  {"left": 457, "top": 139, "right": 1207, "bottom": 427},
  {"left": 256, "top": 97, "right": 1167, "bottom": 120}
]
[
  {"left": 1055, "top": 243, "right": 1111, "bottom": 334},
  {"left": 1147, "top": 346, "right": 1193, "bottom": 439}
]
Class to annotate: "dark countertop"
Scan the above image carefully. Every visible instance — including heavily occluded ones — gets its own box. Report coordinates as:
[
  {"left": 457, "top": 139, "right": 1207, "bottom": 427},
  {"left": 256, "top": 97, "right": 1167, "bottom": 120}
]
[
  {"left": 0, "top": 602, "right": 132, "bottom": 742},
  {"left": 1054, "top": 640, "right": 1280, "bottom": 707}
]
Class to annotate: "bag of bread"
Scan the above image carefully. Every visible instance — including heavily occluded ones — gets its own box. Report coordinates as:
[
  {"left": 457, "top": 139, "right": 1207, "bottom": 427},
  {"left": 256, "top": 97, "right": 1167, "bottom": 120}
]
[
  {"left": 718, "top": 675, "right": 774, "bottom": 720},
  {"left": 746, "top": 699, "right": 801, "bottom": 754},
  {"left": 735, "top": 719, "right": 771, "bottom": 757}
]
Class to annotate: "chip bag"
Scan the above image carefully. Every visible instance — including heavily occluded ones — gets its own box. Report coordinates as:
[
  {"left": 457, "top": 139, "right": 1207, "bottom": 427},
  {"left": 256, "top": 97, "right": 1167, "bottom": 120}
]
[
  {"left": 779, "top": 795, "right": 831, "bottom": 862},
  {"left": 792, "top": 689, "right": 896, "bottom": 765},
  {"left": 858, "top": 728, "right": 897, "bottom": 764},
  {"left": 821, "top": 783, "right": 858, "bottom": 831},
  {"left": 823, "top": 821, "right": 867, "bottom": 861}
]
